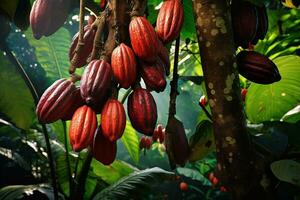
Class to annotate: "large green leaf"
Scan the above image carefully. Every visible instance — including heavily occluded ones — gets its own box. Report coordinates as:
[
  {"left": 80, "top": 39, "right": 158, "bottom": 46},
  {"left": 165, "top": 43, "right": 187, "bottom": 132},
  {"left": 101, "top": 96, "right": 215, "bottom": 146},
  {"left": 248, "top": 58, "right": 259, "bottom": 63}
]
[
  {"left": 246, "top": 55, "right": 300, "bottom": 123},
  {"left": 0, "top": 52, "right": 35, "bottom": 130},
  {"left": 281, "top": 105, "right": 300, "bottom": 123},
  {"left": 271, "top": 160, "right": 300, "bottom": 186},
  {"left": 176, "top": 167, "right": 211, "bottom": 186},
  {"left": 92, "top": 167, "right": 174, "bottom": 200},
  {"left": 121, "top": 121, "right": 139, "bottom": 164},
  {"left": 25, "top": 28, "right": 72, "bottom": 82}
]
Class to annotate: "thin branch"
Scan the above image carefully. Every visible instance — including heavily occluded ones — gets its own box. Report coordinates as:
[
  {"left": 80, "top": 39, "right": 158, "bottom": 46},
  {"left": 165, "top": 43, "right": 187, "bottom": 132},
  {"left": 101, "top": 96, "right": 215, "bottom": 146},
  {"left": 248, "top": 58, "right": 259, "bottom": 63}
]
[
  {"left": 62, "top": 121, "right": 73, "bottom": 196},
  {"left": 198, "top": 103, "right": 213, "bottom": 121}
]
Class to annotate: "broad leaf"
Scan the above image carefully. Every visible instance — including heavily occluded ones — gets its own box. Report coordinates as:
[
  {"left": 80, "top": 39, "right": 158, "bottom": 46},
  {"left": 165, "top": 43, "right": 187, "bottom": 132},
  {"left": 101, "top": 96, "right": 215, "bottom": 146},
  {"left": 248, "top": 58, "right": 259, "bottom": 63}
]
[
  {"left": 176, "top": 167, "right": 211, "bottom": 186},
  {"left": 281, "top": 105, "right": 300, "bottom": 123},
  {"left": 121, "top": 121, "right": 139, "bottom": 164},
  {"left": 246, "top": 56, "right": 300, "bottom": 123},
  {"left": 271, "top": 160, "right": 300, "bottom": 186}
]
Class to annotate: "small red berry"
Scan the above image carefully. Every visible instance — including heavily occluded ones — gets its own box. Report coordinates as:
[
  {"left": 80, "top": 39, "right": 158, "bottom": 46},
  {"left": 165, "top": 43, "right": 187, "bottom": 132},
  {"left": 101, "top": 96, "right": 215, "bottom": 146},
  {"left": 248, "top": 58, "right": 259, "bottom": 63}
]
[
  {"left": 145, "top": 137, "right": 152, "bottom": 149},
  {"left": 199, "top": 95, "right": 207, "bottom": 107},
  {"left": 153, "top": 124, "right": 165, "bottom": 143},
  {"left": 179, "top": 182, "right": 189, "bottom": 191},
  {"left": 208, "top": 172, "right": 215, "bottom": 182},
  {"left": 241, "top": 88, "right": 247, "bottom": 101},
  {"left": 139, "top": 137, "right": 147, "bottom": 149},
  {"left": 158, "top": 128, "right": 165, "bottom": 143},
  {"left": 212, "top": 177, "right": 219, "bottom": 186},
  {"left": 220, "top": 186, "right": 227, "bottom": 192}
]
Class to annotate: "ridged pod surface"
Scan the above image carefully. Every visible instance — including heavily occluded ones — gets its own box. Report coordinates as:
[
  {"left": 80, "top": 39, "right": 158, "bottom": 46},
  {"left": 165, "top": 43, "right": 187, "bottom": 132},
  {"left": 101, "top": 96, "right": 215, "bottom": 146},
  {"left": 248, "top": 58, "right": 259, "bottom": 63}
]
[
  {"left": 127, "top": 88, "right": 157, "bottom": 135},
  {"left": 129, "top": 17, "right": 159, "bottom": 62},
  {"left": 231, "top": 1, "right": 258, "bottom": 48},
  {"left": 61, "top": 88, "right": 85, "bottom": 121},
  {"left": 101, "top": 99, "right": 126, "bottom": 142},
  {"left": 165, "top": 117, "right": 189, "bottom": 167},
  {"left": 92, "top": 128, "right": 117, "bottom": 165},
  {"left": 36, "top": 79, "right": 77, "bottom": 123},
  {"left": 80, "top": 59, "right": 112, "bottom": 105},
  {"left": 156, "top": 0, "right": 184, "bottom": 43},
  {"left": 252, "top": 5, "right": 268, "bottom": 44},
  {"left": 141, "top": 60, "right": 167, "bottom": 92},
  {"left": 69, "top": 25, "right": 96, "bottom": 68},
  {"left": 158, "top": 40, "right": 170, "bottom": 75},
  {"left": 29, "top": 0, "right": 70, "bottom": 39},
  {"left": 69, "top": 105, "right": 97, "bottom": 152},
  {"left": 111, "top": 43, "right": 137, "bottom": 89},
  {"left": 236, "top": 51, "right": 281, "bottom": 84}
]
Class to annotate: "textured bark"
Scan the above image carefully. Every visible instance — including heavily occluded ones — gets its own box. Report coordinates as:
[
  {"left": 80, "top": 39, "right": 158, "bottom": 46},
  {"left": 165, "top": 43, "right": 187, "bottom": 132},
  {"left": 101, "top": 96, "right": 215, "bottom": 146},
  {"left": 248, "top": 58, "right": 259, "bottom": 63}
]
[{"left": 192, "top": 0, "right": 256, "bottom": 198}]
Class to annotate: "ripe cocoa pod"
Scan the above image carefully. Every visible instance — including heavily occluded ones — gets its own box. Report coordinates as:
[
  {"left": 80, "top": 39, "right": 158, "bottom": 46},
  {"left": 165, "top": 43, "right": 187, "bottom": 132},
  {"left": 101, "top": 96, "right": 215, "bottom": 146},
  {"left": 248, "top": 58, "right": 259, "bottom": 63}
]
[
  {"left": 92, "top": 128, "right": 117, "bottom": 165},
  {"left": 236, "top": 51, "right": 281, "bottom": 84},
  {"left": 36, "top": 79, "right": 77, "bottom": 123},
  {"left": 69, "top": 105, "right": 97, "bottom": 152},
  {"left": 127, "top": 88, "right": 157, "bottom": 136},
  {"left": 29, "top": 0, "right": 70, "bottom": 39},
  {"left": 111, "top": 43, "right": 137, "bottom": 89},
  {"left": 141, "top": 59, "right": 167, "bottom": 92},
  {"left": 61, "top": 88, "right": 85, "bottom": 121},
  {"left": 101, "top": 99, "right": 126, "bottom": 142},
  {"left": 165, "top": 117, "right": 189, "bottom": 167},
  {"left": 252, "top": 5, "right": 268, "bottom": 44},
  {"left": 156, "top": 0, "right": 184, "bottom": 43},
  {"left": 158, "top": 40, "right": 170, "bottom": 75},
  {"left": 69, "top": 25, "right": 96, "bottom": 68},
  {"left": 129, "top": 16, "right": 159, "bottom": 62},
  {"left": 231, "top": 1, "right": 258, "bottom": 48},
  {"left": 80, "top": 59, "right": 112, "bottom": 105}
]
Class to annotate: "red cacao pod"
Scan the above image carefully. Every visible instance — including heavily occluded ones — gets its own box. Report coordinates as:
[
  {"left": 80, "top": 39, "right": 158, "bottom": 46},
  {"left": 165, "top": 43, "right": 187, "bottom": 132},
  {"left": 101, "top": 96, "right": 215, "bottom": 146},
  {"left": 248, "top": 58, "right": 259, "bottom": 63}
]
[
  {"left": 158, "top": 40, "right": 170, "bottom": 75},
  {"left": 127, "top": 88, "right": 157, "bottom": 136},
  {"left": 156, "top": 0, "right": 184, "bottom": 43},
  {"left": 252, "top": 5, "right": 268, "bottom": 45},
  {"left": 36, "top": 79, "right": 77, "bottom": 123},
  {"left": 92, "top": 128, "right": 117, "bottom": 165},
  {"left": 111, "top": 43, "right": 137, "bottom": 89},
  {"left": 141, "top": 59, "right": 167, "bottom": 92},
  {"left": 61, "top": 87, "right": 85, "bottom": 121},
  {"left": 231, "top": 1, "right": 258, "bottom": 48},
  {"left": 101, "top": 99, "right": 126, "bottom": 142},
  {"left": 129, "top": 16, "right": 159, "bottom": 62},
  {"left": 165, "top": 117, "right": 189, "bottom": 167},
  {"left": 69, "top": 105, "right": 97, "bottom": 152},
  {"left": 69, "top": 25, "right": 96, "bottom": 68},
  {"left": 29, "top": 0, "right": 70, "bottom": 39},
  {"left": 236, "top": 51, "right": 281, "bottom": 84},
  {"left": 80, "top": 59, "right": 112, "bottom": 105}
]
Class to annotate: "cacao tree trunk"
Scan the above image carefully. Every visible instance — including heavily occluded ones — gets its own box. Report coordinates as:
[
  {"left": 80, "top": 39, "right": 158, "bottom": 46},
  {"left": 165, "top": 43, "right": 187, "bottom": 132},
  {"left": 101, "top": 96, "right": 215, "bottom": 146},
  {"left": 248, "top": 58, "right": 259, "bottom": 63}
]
[{"left": 192, "top": 0, "right": 257, "bottom": 198}]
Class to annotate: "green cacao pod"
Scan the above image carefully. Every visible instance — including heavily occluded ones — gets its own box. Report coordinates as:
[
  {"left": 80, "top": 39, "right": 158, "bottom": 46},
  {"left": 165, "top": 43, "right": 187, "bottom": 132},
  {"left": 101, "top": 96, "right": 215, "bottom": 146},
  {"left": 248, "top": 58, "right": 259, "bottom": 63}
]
[
  {"left": 236, "top": 51, "right": 281, "bottom": 84},
  {"left": 101, "top": 99, "right": 126, "bottom": 142},
  {"left": 69, "top": 105, "right": 97, "bottom": 152},
  {"left": 29, "top": 0, "right": 70, "bottom": 39},
  {"left": 36, "top": 79, "right": 77, "bottom": 123},
  {"left": 92, "top": 128, "right": 117, "bottom": 165}
]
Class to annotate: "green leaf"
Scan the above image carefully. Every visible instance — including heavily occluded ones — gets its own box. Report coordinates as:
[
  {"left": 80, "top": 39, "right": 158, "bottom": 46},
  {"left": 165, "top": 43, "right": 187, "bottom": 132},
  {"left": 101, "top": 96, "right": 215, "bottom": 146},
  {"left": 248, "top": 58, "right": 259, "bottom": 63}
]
[
  {"left": 121, "top": 121, "right": 140, "bottom": 164},
  {"left": 271, "top": 160, "right": 300, "bottom": 186},
  {"left": 92, "top": 159, "right": 136, "bottom": 185},
  {"left": 0, "top": 51, "right": 35, "bottom": 130},
  {"left": 92, "top": 167, "right": 174, "bottom": 200},
  {"left": 281, "top": 105, "right": 300, "bottom": 123},
  {"left": 246, "top": 56, "right": 300, "bottom": 123},
  {"left": 25, "top": 28, "right": 72, "bottom": 82},
  {"left": 176, "top": 167, "right": 211, "bottom": 186}
]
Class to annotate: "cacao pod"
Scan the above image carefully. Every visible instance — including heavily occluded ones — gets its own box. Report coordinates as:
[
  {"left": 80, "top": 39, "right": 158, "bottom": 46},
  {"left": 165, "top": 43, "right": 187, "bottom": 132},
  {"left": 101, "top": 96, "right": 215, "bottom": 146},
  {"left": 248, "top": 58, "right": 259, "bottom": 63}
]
[
  {"left": 141, "top": 59, "right": 167, "bottom": 92},
  {"left": 156, "top": 0, "right": 184, "bottom": 43},
  {"left": 36, "top": 79, "right": 77, "bottom": 123},
  {"left": 101, "top": 99, "right": 126, "bottom": 142},
  {"left": 236, "top": 51, "right": 281, "bottom": 84},
  {"left": 61, "top": 87, "right": 85, "bottom": 121},
  {"left": 231, "top": 1, "right": 258, "bottom": 48},
  {"left": 92, "top": 128, "right": 117, "bottom": 165},
  {"left": 111, "top": 43, "right": 137, "bottom": 89},
  {"left": 252, "top": 5, "right": 268, "bottom": 44},
  {"left": 158, "top": 40, "right": 170, "bottom": 75},
  {"left": 69, "top": 25, "right": 96, "bottom": 68},
  {"left": 80, "top": 59, "right": 112, "bottom": 105},
  {"left": 69, "top": 105, "right": 97, "bottom": 152},
  {"left": 127, "top": 88, "right": 157, "bottom": 135},
  {"left": 165, "top": 117, "right": 189, "bottom": 168},
  {"left": 30, "top": 0, "right": 70, "bottom": 39},
  {"left": 129, "top": 16, "right": 159, "bottom": 62}
]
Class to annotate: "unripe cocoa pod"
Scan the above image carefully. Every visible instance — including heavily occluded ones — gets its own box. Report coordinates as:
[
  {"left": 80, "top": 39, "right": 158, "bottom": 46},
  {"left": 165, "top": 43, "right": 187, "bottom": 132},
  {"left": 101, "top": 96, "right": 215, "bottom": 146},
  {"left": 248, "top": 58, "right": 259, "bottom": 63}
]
[
  {"left": 92, "top": 128, "right": 117, "bottom": 165},
  {"left": 127, "top": 88, "right": 157, "bottom": 136},
  {"left": 236, "top": 51, "right": 281, "bottom": 84},
  {"left": 69, "top": 105, "right": 97, "bottom": 152},
  {"left": 111, "top": 43, "right": 137, "bottom": 89},
  {"left": 252, "top": 5, "right": 268, "bottom": 44},
  {"left": 158, "top": 40, "right": 170, "bottom": 75},
  {"left": 231, "top": 1, "right": 258, "bottom": 48},
  {"left": 101, "top": 99, "right": 126, "bottom": 142},
  {"left": 141, "top": 59, "right": 167, "bottom": 92},
  {"left": 156, "top": 0, "right": 184, "bottom": 43},
  {"left": 129, "top": 16, "right": 159, "bottom": 62},
  {"left": 80, "top": 59, "right": 112, "bottom": 105},
  {"left": 165, "top": 117, "right": 189, "bottom": 167},
  {"left": 69, "top": 25, "right": 96, "bottom": 68},
  {"left": 36, "top": 79, "right": 77, "bottom": 123},
  {"left": 61, "top": 88, "right": 85, "bottom": 121},
  {"left": 29, "top": 0, "right": 70, "bottom": 39}
]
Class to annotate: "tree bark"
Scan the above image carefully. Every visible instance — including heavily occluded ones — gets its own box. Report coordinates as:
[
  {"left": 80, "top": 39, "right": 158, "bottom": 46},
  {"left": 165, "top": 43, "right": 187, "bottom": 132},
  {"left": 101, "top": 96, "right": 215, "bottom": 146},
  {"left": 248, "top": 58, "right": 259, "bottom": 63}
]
[{"left": 192, "top": 0, "right": 257, "bottom": 198}]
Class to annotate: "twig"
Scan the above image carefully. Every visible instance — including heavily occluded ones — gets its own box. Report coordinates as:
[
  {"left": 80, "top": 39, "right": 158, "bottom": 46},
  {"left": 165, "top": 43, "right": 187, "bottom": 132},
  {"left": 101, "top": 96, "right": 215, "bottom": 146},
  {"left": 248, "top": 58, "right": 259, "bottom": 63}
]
[
  {"left": 62, "top": 121, "right": 73, "bottom": 196},
  {"left": 198, "top": 103, "right": 213, "bottom": 121}
]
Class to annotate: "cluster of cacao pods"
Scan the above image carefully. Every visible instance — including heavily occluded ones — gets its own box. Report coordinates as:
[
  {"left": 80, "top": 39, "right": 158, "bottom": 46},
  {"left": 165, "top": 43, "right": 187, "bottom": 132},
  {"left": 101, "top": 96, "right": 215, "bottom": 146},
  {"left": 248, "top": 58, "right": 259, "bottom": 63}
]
[{"left": 35, "top": 0, "right": 186, "bottom": 166}]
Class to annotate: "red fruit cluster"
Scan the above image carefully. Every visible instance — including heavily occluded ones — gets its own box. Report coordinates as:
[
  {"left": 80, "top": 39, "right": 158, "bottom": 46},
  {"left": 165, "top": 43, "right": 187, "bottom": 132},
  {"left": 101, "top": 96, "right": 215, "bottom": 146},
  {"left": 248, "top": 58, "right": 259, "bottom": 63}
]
[
  {"left": 241, "top": 88, "right": 247, "bottom": 102},
  {"left": 207, "top": 172, "right": 228, "bottom": 192},
  {"left": 152, "top": 124, "right": 165, "bottom": 144},
  {"left": 140, "top": 136, "right": 152, "bottom": 150}
]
